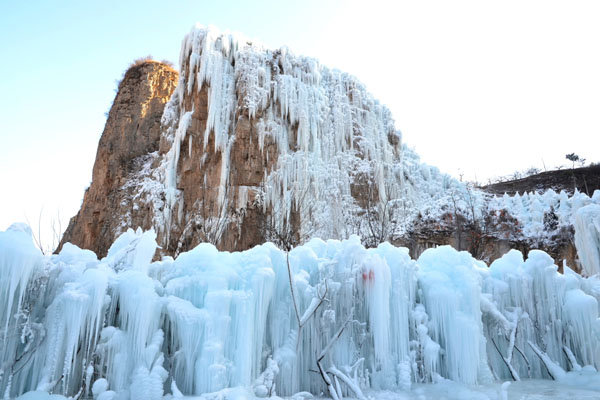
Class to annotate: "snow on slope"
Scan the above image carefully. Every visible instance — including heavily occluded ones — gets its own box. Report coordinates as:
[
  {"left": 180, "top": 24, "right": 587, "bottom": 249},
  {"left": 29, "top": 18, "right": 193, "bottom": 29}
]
[
  {"left": 1, "top": 219, "right": 599, "bottom": 399},
  {"left": 400, "top": 147, "right": 600, "bottom": 263}
]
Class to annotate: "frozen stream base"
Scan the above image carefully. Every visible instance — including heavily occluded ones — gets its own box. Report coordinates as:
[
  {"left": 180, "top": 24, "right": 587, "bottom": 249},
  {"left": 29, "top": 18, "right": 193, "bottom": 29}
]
[
  {"left": 369, "top": 379, "right": 600, "bottom": 400},
  {"left": 12, "top": 381, "right": 600, "bottom": 400},
  {"left": 1, "top": 222, "right": 599, "bottom": 400}
]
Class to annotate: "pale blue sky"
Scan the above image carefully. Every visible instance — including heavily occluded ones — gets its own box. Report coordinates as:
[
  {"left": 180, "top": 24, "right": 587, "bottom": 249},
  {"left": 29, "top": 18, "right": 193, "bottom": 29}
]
[{"left": 1, "top": 0, "right": 599, "bottom": 249}]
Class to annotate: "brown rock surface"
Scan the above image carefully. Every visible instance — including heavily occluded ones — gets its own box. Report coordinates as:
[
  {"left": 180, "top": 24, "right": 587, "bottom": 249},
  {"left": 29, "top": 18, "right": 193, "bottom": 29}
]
[
  {"left": 396, "top": 211, "right": 580, "bottom": 272},
  {"left": 59, "top": 61, "right": 178, "bottom": 257}
]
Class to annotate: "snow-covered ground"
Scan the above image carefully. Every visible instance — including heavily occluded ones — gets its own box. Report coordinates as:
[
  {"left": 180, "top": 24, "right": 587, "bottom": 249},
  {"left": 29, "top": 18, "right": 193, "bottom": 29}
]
[{"left": 2, "top": 215, "right": 599, "bottom": 400}]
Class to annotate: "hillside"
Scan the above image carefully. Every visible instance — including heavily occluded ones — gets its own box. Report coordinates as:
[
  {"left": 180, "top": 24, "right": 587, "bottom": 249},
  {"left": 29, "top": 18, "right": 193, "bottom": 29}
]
[{"left": 483, "top": 164, "right": 600, "bottom": 196}]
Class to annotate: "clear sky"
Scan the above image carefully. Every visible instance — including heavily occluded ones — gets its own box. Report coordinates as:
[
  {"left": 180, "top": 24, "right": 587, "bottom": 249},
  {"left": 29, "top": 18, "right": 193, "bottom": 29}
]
[{"left": 1, "top": 0, "right": 599, "bottom": 249}]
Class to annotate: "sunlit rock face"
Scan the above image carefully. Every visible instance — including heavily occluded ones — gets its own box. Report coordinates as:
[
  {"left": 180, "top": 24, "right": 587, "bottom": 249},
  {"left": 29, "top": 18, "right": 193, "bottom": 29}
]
[{"left": 59, "top": 61, "right": 178, "bottom": 257}]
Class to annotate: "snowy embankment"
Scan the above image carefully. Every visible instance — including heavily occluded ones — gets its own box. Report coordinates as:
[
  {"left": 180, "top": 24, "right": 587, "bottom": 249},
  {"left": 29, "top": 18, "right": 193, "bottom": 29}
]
[
  {"left": 398, "top": 148, "right": 600, "bottom": 268},
  {"left": 1, "top": 218, "right": 600, "bottom": 400}
]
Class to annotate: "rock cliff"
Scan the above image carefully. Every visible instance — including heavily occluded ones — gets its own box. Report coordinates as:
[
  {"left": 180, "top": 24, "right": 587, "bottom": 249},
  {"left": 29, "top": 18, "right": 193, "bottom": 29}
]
[{"left": 60, "top": 61, "right": 178, "bottom": 256}]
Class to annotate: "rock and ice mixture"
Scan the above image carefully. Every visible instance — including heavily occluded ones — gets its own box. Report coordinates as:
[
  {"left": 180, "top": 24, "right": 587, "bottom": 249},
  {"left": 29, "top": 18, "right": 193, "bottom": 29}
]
[
  {"left": 124, "top": 24, "right": 406, "bottom": 249},
  {"left": 1, "top": 215, "right": 599, "bottom": 399},
  {"left": 57, "top": 24, "right": 599, "bottom": 269},
  {"left": 140, "top": 24, "right": 599, "bottom": 251}
]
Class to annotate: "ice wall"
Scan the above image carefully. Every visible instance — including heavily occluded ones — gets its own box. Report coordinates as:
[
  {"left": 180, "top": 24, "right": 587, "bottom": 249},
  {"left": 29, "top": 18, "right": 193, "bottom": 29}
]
[
  {"left": 574, "top": 203, "right": 600, "bottom": 276},
  {"left": 1, "top": 226, "right": 599, "bottom": 399}
]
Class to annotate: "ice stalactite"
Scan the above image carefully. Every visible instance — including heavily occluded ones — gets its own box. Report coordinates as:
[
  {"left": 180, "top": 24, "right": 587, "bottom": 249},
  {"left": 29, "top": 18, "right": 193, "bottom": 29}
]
[
  {"left": 417, "top": 247, "right": 492, "bottom": 385},
  {"left": 483, "top": 249, "right": 600, "bottom": 381},
  {"left": 0, "top": 224, "right": 43, "bottom": 343}
]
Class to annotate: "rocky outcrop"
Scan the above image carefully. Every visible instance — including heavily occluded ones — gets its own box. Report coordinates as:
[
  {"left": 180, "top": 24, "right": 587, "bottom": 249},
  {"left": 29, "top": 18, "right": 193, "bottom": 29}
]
[
  {"left": 483, "top": 165, "right": 600, "bottom": 196},
  {"left": 60, "top": 28, "right": 406, "bottom": 258},
  {"left": 93, "top": 27, "right": 406, "bottom": 258},
  {"left": 59, "top": 61, "right": 178, "bottom": 257},
  {"left": 398, "top": 210, "right": 579, "bottom": 272}
]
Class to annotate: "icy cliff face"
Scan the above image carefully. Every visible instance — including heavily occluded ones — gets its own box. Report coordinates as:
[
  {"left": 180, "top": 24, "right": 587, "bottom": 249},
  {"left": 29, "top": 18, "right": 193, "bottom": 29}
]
[
  {"left": 130, "top": 25, "right": 405, "bottom": 254},
  {"left": 2, "top": 221, "right": 600, "bottom": 399},
  {"left": 60, "top": 25, "right": 413, "bottom": 256},
  {"left": 59, "top": 61, "right": 179, "bottom": 257},
  {"left": 58, "top": 25, "right": 597, "bottom": 273}
]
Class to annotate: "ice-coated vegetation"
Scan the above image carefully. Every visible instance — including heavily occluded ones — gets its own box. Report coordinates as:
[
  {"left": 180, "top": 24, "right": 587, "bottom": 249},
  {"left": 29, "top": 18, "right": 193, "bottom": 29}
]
[{"left": 1, "top": 217, "right": 599, "bottom": 399}]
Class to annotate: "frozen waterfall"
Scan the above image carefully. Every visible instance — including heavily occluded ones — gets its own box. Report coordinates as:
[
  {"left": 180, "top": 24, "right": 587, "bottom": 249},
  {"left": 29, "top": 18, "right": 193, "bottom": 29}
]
[{"left": 1, "top": 219, "right": 599, "bottom": 399}]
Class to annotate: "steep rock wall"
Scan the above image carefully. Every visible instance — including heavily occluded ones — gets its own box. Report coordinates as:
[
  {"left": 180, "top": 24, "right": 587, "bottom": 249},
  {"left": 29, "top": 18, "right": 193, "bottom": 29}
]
[
  {"left": 60, "top": 28, "right": 406, "bottom": 257},
  {"left": 60, "top": 61, "right": 178, "bottom": 257}
]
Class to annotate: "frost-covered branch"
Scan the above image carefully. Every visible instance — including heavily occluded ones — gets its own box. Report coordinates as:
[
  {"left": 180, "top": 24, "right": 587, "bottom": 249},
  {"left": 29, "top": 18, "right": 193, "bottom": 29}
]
[
  {"left": 315, "top": 311, "right": 361, "bottom": 400},
  {"left": 562, "top": 346, "right": 581, "bottom": 371},
  {"left": 480, "top": 296, "right": 511, "bottom": 331},
  {"left": 327, "top": 365, "right": 367, "bottom": 400},
  {"left": 299, "top": 284, "right": 327, "bottom": 327},
  {"left": 286, "top": 252, "right": 327, "bottom": 344},
  {"left": 527, "top": 341, "right": 566, "bottom": 380},
  {"left": 287, "top": 252, "right": 302, "bottom": 327},
  {"left": 317, "top": 359, "right": 339, "bottom": 400},
  {"left": 490, "top": 338, "right": 520, "bottom": 381},
  {"left": 317, "top": 312, "right": 353, "bottom": 363},
  {"left": 512, "top": 344, "right": 530, "bottom": 376}
]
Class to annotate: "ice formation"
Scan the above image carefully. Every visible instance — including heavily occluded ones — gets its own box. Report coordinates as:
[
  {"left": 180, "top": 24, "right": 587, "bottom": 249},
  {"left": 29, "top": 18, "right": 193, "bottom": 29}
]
[{"left": 1, "top": 217, "right": 600, "bottom": 399}]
